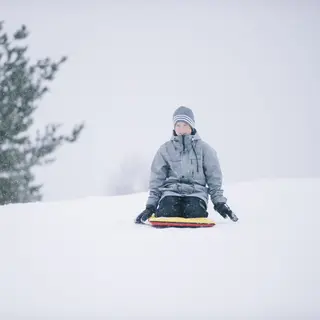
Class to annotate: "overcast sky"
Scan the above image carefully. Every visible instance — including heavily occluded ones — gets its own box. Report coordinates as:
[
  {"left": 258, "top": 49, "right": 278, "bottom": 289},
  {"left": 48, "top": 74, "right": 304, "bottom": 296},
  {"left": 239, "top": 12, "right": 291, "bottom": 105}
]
[{"left": 2, "top": 0, "right": 319, "bottom": 201}]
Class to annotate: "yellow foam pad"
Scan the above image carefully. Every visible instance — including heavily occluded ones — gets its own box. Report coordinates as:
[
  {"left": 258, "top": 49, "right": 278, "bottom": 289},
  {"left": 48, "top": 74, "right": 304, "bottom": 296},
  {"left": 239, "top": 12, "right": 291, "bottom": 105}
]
[{"left": 148, "top": 216, "right": 214, "bottom": 224}]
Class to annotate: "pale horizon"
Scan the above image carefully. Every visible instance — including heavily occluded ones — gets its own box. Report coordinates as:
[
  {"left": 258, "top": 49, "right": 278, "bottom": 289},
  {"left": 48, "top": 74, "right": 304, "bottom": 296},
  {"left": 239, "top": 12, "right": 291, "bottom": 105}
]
[{"left": 2, "top": 1, "right": 319, "bottom": 201}]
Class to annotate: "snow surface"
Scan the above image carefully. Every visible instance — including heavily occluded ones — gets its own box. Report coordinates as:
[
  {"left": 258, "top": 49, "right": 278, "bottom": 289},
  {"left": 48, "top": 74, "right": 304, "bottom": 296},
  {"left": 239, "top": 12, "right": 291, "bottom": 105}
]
[{"left": 0, "top": 178, "right": 319, "bottom": 319}]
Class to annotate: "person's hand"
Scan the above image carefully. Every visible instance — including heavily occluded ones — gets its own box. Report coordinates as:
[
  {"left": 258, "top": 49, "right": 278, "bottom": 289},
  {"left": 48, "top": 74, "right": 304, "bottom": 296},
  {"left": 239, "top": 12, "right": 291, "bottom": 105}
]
[
  {"left": 135, "top": 206, "right": 156, "bottom": 224},
  {"left": 214, "top": 203, "right": 238, "bottom": 222}
]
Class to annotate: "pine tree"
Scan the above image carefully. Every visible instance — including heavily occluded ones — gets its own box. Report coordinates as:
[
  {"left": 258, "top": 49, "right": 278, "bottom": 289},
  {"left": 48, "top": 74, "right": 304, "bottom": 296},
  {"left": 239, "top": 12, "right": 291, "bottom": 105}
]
[{"left": 0, "top": 22, "right": 84, "bottom": 205}]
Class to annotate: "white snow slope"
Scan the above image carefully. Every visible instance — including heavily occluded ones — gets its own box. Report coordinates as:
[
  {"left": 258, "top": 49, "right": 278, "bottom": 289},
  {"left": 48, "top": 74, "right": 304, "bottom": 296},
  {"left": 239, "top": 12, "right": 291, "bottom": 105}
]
[{"left": 0, "top": 178, "right": 319, "bottom": 319}]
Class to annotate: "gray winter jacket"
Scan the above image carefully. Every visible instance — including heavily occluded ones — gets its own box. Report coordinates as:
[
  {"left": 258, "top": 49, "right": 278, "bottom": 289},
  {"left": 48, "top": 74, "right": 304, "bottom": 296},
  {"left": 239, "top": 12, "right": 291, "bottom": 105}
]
[{"left": 146, "top": 131, "right": 227, "bottom": 209}]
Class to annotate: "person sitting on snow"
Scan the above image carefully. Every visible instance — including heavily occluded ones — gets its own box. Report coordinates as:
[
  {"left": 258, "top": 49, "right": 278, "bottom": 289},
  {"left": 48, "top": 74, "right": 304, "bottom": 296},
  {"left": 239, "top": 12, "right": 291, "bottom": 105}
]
[{"left": 135, "top": 106, "right": 238, "bottom": 224}]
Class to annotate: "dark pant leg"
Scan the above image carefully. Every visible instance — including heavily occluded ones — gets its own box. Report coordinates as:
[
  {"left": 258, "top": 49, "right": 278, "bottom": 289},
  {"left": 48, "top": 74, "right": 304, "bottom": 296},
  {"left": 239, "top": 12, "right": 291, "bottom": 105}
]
[
  {"left": 155, "top": 196, "right": 183, "bottom": 217},
  {"left": 182, "top": 196, "right": 208, "bottom": 218}
]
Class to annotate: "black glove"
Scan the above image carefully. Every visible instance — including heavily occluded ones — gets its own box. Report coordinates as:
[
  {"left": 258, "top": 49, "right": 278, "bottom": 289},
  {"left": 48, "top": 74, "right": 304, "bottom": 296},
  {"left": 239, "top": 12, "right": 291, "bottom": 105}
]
[
  {"left": 214, "top": 202, "right": 238, "bottom": 222},
  {"left": 135, "top": 205, "right": 156, "bottom": 224}
]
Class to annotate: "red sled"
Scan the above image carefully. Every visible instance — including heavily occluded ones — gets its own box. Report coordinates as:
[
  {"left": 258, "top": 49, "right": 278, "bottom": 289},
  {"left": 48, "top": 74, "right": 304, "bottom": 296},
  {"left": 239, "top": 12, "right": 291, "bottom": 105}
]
[{"left": 147, "top": 216, "right": 215, "bottom": 228}]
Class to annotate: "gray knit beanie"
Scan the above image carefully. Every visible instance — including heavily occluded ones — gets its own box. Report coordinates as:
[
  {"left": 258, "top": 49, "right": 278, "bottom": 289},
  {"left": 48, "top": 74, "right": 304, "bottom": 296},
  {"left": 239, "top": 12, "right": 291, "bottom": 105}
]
[{"left": 172, "top": 106, "right": 195, "bottom": 128}]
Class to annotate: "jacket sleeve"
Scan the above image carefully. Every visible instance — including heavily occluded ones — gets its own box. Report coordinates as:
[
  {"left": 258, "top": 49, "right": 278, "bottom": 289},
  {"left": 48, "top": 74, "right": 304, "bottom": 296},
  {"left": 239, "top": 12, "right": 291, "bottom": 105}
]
[
  {"left": 146, "top": 146, "right": 168, "bottom": 208},
  {"left": 202, "top": 142, "right": 227, "bottom": 205}
]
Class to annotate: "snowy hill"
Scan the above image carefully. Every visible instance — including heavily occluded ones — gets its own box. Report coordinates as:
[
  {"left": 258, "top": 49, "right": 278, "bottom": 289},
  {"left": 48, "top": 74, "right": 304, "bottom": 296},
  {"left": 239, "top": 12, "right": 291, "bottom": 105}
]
[{"left": 0, "top": 178, "right": 319, "bottom": 319}]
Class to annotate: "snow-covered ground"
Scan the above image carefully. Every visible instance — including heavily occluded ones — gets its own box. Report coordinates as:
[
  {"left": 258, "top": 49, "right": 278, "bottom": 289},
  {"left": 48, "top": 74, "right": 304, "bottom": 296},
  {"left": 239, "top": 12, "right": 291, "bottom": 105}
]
[{"left": 0, "top": 178, "right": 319, "bottom": 319}]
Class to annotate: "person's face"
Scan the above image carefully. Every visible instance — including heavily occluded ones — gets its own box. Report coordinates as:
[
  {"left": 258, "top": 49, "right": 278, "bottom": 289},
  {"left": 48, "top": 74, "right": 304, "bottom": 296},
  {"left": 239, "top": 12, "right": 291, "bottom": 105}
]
[{"left": 174, "top": 121, "right": 192, "bottom": 135}]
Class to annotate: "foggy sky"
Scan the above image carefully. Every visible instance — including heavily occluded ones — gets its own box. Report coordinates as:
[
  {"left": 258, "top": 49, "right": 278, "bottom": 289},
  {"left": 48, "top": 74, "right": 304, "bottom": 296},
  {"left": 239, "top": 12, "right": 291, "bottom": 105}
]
[{"left": 2, "top": 0, "right": 319, "bottom": 201}]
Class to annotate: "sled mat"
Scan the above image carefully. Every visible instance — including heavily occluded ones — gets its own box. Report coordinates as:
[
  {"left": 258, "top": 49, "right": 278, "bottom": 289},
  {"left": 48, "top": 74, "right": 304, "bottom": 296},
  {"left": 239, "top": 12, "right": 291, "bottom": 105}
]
[{"left": 148, "top": 216, "right": 215, "bottom": 228}]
